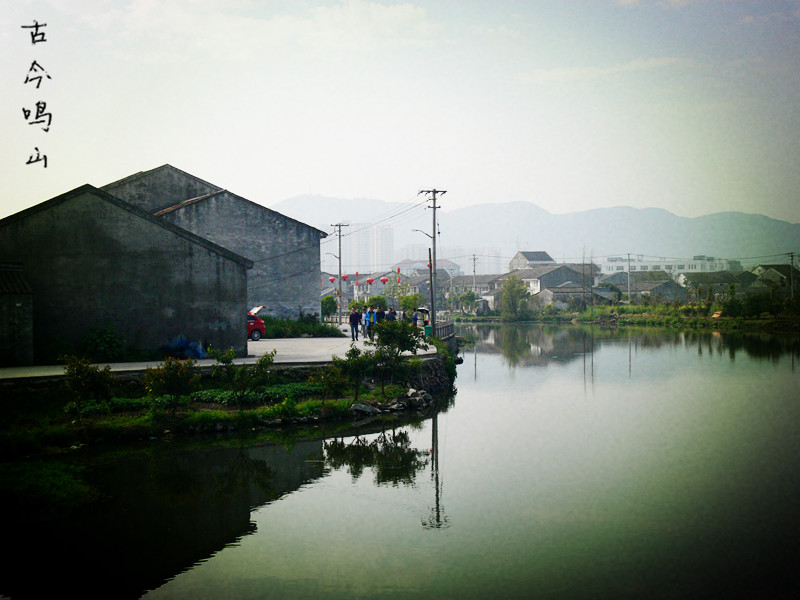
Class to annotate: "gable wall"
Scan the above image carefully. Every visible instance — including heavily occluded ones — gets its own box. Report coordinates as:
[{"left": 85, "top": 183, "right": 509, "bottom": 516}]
[
  {"left": 0, "top": 192, "right": 248, "bottom": 363},
  {"left": 160, "top": 192, "right": 323, "bottom": 319},
  {"left": 103, "top": 167, "right": 221, "bottom": 213}
]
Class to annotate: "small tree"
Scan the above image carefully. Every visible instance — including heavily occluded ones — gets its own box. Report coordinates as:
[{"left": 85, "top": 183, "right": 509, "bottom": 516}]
[
  {"left": 459, "top": 290, "right": 477, "bottom": 314},
  {"left": 369, "top": 320, "right": 428, "bottom": 392},
  {"left": 61, "top": 354, "right": 116, "bottom": 425},
  {"left": 144, "top": 357, "right": 199, "bottom": 416},
  {"left": 332, "top": 344, "right": 375, "bottom": 402},
  {"left": 367, "top": 295, "right": 388, "bottom": 311},
  {"left": 308, "top": 361, "right": 349, "bottom": 400},
  {"left": 498, "top": 275, "right": 530, "bottom": 321},
  {"left": 348, "top": 299, "right": 366, "bottom": 312},
  {"left": 321, "top": 295, "right": 338, "bottom": 321},
  {"left": 399, "top": 292, "right": 426, "bottom": 316},
  {"left": 209, "top": 347, "right": 276, "bottom": 410}
]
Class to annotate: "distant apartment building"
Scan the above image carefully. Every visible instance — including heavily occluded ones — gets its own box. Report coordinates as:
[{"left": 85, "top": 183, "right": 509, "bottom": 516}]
[
  {"left": 600, "top": 255, "right": 742, "bottom": 277},
  {"left": 322, "top": 223, "right": 394, "bottom": 273}
]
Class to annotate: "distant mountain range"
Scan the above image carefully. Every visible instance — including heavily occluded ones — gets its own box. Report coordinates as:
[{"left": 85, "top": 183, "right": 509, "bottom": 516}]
[{"left": 271, "top": 195, "right": 799, "bottom": 268}]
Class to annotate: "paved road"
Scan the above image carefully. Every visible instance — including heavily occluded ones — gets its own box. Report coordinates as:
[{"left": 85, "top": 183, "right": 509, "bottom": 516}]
[{"left": 0, "top": 331, "right": 437, "bottom": 380}]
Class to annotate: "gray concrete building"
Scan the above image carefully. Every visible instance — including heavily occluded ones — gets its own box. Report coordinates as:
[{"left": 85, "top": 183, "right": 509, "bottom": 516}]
[
  {"left": 0, "top": 264, "right": 33, "bottom": 366},
  {"left": 0, "top": 185, "right": 252, "bottom": 365},
  {"left": 103, "top": 165, "right": 326, "bottom": 319}
]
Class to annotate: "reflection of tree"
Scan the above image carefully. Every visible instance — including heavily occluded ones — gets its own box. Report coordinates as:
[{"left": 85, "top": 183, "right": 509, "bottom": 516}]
[
  {"left": 147, "top": 459, "right": 203, "bottom": 507},
  {"left": 324, "top": 428, "right": 429, "bottom": 486},
  {"left": 213, "top": 445, "right": 277, "bottom": 502},
  {"left": 488, "top": 324, "right": 595, "bottom": 368},
  {"left": 460, "top": 323, "right": 800, "bottom": 366}
]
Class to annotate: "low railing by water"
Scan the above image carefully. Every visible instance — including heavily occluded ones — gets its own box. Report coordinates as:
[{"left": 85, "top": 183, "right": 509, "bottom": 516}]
[{"left": 433, "top": 319, "right": 455, "bottom": 340}]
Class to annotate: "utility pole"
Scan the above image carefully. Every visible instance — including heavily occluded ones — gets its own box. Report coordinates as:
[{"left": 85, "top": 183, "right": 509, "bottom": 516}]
[
  {"left": 790, "top": 251, "right": 796, "bottom": 298},
  {"left": 627, "top": 253, "right": 631, "bottom": 304},
  {"left": 420, "top": 189, "right": 445, "bottom": 331},
  {"left": 471, "top": 254, "right": 478, "bottom": 290},
  {"left": 331, "top": 223, "right": 349, "bottom": 326}
]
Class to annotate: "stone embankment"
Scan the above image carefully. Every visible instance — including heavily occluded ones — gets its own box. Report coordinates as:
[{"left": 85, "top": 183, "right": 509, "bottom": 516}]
[{"left": 351, "top": 388, "right": 436, "bottom": 418}]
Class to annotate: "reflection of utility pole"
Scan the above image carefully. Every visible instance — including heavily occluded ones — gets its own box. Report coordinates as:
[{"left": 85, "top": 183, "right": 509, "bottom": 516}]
[
  {"left": 331, "top": 223, "right": 349, "bottom": 325},
  {"left": 423, "top": 412, "right": 449, "bottom": 529}
]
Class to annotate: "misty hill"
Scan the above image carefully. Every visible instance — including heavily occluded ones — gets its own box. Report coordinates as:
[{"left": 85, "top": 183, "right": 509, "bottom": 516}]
[{"left": 272, "top": 195, "right": 799, "bottom": 264}]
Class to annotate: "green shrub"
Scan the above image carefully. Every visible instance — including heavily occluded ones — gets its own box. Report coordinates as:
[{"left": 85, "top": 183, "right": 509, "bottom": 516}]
[
  {"left": 261, "top": 316, "right": 344, "bottom": 338},
  {"left": 60, "top": 354, "right": 116, "bottom": 424},
  {"left": 144, "top": 357, "right": 199, "bottom": 415},
  {"left": 208, "top": 347, "right": 276, "bottom": 410},
  {"left": 79, "top": 326, "right": 129, "bottom": 363}
]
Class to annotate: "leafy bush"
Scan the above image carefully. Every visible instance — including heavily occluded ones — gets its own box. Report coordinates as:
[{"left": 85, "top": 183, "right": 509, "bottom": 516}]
[
  {"left": 255, "top": 382, "right": 324, "bottom": 404},
  {"left": 144, "top": 357, "right": 199, "bottom": 415},
  {"left": 79, "top": 326, "right": 128, "bottom": 363},
  {"left": 60, "top": 354, "right": 116, "bottom": 424},
  {"left": 308, "top": 360, "right": 351, "bottom": 399},
  {"left": 208, "top": 347, "right": 276, "bottom": 410},
  {"left": 261, "top": 316, "right": 344, "bottom": 338}
]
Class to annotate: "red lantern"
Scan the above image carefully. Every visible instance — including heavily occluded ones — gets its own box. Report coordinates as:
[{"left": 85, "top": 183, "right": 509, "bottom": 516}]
[
  {"left": 367, "top": 278, "right": 374, "bottom": 284},
  {"left": 380, "top": 276, "right": 389, "bottom": 284},
  {"left": 397, "top": 277, "right": 401, "bottom": 283},
  {"left": 329, "top": 276, "right": 336, "bottom": 283},
  {"left": 342, "top": 274, "right": 348, "bottom": 280},
  {"left": 397, "top": 268, "right": 401, "bottom": 273}
]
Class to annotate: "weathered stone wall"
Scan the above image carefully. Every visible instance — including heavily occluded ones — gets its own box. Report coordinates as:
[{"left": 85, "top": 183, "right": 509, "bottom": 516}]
[
  {"left": 102, "top": 165, "right": 221, "bottom": 213},
  {"left": 0, "top": 187, "right": 250, "bottom": 363},
  {"left": 159, "top": 192, "right": 324, "bottom": 319},
  {"left": 0, "top": 267, "right": 33, "bottom": 366}
]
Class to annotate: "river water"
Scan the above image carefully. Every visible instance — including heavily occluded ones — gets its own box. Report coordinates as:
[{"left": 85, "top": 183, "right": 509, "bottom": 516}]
[{"left": 3, "top": 325, "right": 799, "bottom": 599}]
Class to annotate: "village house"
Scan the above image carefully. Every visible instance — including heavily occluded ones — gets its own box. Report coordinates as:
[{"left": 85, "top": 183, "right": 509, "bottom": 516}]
[
  {"left": 508, "top": 251, "right": 555, "bottom": 270},
  {"left": 535, "top": 285, "right": 614, "bottom": 310},
  {"left": 103, "top": 165, "right": 326, "bottom": 319},
  {"left": 0, "top": 185, "right": 252, "bottom": 365},
  {"left": 751, "top": 264, "right": 800, "bottom": 298},
  {"left": 678, "top": 271, "right": 759, "bottom": 301},
  {"left": 507, "top": 264, "right": 599, "bottom": 294},
  {"left": 629, "top": 280, "right": 688, "bottom": 303},
  {"left": 447, "top": 274, "right": 505, "bottom": 297},
  {"left": 0, "top": 264, "right": 33, "bottom": 366}
]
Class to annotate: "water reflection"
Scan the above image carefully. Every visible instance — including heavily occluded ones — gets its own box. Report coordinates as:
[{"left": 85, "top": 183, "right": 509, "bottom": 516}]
[
  {"left": 4, "top": 325, "right": 799, "bottom": 599},
  {"left": 324, "top": 428, "right": 429, "bottom": 486},
  {"left": 460, "top": 323, "right": 800, "bottom": 376},
  {"left": 422, "top": 412, "right": 449, "bottom": 530},
  {"left": 2, "top": 440, "right": 326, "bottom": 599}
]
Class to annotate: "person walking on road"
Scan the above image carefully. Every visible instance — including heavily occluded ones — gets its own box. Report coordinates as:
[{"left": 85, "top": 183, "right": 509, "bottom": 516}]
[
  {"left": 349, "top": 307, "right": 361, "bottom": 341},
  {"left": 366, "top": 306, "right": 375, "bottom": 341}
]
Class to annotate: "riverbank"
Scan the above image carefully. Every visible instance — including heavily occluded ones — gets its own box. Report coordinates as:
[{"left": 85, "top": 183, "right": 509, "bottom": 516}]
[
  {"left": 454, "top": 314, "right": 800, "bottom": 335},
  {"left": 0, "top": 352, "right": 455, "bottom": 460}
]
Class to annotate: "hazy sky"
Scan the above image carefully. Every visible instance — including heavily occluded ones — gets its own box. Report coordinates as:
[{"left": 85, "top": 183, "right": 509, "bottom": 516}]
[{"left": 3, "top": 1, "right": 799, "bottom": 223}]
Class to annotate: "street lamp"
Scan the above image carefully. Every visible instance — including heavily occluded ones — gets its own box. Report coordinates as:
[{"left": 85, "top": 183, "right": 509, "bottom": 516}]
[
  {"left": 412, "top": 229, "right": 436, "bottom": 331},
  {"left": 326, "top": 252, "right": 342, "bottom": 325}
]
